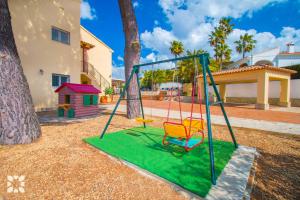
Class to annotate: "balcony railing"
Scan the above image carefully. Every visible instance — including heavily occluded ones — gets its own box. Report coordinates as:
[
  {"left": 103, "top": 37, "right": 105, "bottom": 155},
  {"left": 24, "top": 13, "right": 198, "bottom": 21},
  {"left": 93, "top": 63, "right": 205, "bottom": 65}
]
[{"left": 81, "top": 61, "right": 110, "bottom": 89}]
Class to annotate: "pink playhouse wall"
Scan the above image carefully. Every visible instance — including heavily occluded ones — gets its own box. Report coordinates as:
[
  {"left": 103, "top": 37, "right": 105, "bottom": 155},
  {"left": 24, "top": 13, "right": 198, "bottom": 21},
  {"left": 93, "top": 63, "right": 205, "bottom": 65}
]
[{"left": 58, "top": 87, "right": 99, "bottom": 118}]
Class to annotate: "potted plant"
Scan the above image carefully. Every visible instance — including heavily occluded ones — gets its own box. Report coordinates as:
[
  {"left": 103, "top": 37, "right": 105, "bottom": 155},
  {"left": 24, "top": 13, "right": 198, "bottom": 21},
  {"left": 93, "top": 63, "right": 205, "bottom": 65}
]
[
  {"left": 104, "top": 87, "right": 114, "bottom": 103},
  {"left": 100, "top": 95, "right": 108, "bottom": 103}
]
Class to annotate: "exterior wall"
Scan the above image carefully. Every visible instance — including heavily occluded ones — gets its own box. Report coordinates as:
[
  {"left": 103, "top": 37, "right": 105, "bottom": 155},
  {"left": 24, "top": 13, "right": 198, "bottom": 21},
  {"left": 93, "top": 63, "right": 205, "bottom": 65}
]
[
  {"left": 8, "top": 0, "right": 81, "bottom": 111},
  {"left": 250, "top": 48, "right": 280, "bottom": 66},
  {"left": 72, "top": 93, "right": 99, "bottom": 117},
  {"left": 209, "top": 79, "right": 300, "bottom": 106},
  {"left": 80, "top": 26, "right": 113, "bottom": 91},
  {"left": 57, "top": 87, "right": 99, "bottom": 117},
  {"left": 276, "top": 55, "right": 300, "bottom": 67},
  {"left": 58, "top": 87, "right": 75, "bottom": 104}
]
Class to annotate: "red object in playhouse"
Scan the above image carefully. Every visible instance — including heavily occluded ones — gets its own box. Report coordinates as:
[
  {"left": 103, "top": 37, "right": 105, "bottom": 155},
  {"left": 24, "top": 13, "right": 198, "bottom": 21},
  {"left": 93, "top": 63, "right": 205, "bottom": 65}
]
[{"left": 55, "top": 83, "right": 101, "bottom": 118}]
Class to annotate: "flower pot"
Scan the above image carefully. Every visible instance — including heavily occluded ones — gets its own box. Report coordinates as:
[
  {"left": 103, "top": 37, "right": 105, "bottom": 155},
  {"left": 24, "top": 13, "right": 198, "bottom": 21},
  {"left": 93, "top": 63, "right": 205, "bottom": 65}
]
[
  {"left": 100, "top": 96, "right": 108, "bottom": 103},
  {"left": 107, "top": 96, "right": 112, "bottom": 103}
]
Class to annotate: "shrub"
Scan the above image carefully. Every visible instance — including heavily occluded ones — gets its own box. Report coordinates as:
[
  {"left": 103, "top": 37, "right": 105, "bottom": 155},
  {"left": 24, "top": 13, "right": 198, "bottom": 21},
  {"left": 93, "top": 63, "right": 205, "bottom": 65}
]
[{"left": 104, "top": 87, "right": 114, "bottom": 96}]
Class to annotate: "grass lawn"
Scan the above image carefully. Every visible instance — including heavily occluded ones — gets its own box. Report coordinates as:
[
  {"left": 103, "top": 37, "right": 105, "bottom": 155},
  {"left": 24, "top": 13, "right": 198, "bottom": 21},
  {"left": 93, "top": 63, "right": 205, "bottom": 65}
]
[{"left": 84, "top": 126, "right": 235, "bottom": 197}]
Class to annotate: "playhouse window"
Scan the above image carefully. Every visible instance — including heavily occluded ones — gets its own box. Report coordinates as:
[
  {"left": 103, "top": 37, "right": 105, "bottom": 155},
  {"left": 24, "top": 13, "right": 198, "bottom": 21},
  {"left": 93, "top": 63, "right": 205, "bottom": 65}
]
[
  {"left": 52, "top": 74, "right": 70, "bottom": 87},
  {"left": 65, "top": 95, "right": 71, "bottom": 104},
  {"left": 83, "top": 95, "right": 98, "bottom": 106}
]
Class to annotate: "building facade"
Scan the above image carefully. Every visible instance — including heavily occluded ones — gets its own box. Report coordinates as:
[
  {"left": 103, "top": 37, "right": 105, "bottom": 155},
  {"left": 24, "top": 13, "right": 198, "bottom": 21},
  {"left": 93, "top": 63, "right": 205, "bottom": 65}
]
[
  {"left": 8, "top": 0, "right": 112, "bottom": 111},
  {"left": 229, "top": 43, "right": 300, "bottom": 68}
]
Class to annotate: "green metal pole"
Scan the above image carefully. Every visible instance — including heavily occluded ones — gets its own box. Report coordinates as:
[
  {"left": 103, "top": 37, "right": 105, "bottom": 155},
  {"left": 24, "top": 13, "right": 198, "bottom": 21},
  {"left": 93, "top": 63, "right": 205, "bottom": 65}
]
[
  {"left": 135, "top": 67, "right": 146, "bottom": 128},
  {"left": 100, "top": 67, "right": 136, "bottom": 139},
  {"left": 134, "top": 53, "right": 210, "bottom": 68},
  {"left": 206, "top": 68, "right": 238, "bottom": 148},
  {"left": 199, "top": 54, "right": 216, "bottom": 185}
]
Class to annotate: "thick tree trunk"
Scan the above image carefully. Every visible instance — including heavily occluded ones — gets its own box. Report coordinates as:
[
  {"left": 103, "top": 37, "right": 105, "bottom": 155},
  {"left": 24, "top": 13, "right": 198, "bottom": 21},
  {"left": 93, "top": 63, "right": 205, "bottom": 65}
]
[
  {"left": 0, "top": 0, "right": 41, "bottom": 144},
  {"left": 118, "top": 0, "right": 140, "bottom": 119}
]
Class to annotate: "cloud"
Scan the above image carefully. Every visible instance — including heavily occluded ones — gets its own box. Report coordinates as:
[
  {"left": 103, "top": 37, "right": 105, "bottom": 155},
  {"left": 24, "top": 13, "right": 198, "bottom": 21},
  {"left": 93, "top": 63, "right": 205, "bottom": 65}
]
[
  {"left": 133, "top": 1, "right": 139, "bottom": 8},
  {"left": 140, "top": 0, "right": 299, "bottom": 61},
  {"left": 117, "top": 56, "right": 124, "bottom": 62},
  {"left": 112, "top": 66, "right": 125, "bottom": 80},
  {"left": 81, "top": 0, "right": 97, "bottom": 20},
  {"left": 141, "top": 27, "right": 177, "bottom": 55}
]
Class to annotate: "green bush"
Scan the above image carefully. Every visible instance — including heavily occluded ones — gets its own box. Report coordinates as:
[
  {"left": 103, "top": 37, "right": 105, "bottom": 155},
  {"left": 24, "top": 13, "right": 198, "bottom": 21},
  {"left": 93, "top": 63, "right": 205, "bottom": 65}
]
[{"left": 104, "top": 87, "right": 114, "bottom": 96}]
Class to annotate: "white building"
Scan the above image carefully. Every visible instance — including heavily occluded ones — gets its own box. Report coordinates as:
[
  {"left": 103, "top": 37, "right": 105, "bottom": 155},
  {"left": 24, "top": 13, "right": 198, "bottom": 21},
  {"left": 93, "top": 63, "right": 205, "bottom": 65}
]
[{"left": 229, "top": 43, "right": 300, "bottom": 68}]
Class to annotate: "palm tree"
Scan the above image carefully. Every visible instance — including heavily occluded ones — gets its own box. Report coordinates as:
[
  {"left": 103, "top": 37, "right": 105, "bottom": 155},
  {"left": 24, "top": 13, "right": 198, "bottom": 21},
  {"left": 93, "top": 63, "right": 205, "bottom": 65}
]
[
  {"left": 209, "top": 18, "right": 233, "bottom": 71},
  {"left": 118, "top": 0, "right": 141, "bottom": 119},
  {"left": 0, "top": 0, "right": 41, "bottom": 144},
  {"left": 234, "top": 33, "right": 256, "bottom": 58},
  {"left": 219, "top": 17, "right": 234, "bottom": 35},
  {"left": 216, "top": 44, "right": 232, "bottom": 65},
  {"left": 209, "top": 28, "right": 224, "bottom": 61},
  {"left": 169, "top": 40, "right": 184, "bottom": 57},
  {"left": 178, "top": 49, "right": 207, "bottom": 82}
]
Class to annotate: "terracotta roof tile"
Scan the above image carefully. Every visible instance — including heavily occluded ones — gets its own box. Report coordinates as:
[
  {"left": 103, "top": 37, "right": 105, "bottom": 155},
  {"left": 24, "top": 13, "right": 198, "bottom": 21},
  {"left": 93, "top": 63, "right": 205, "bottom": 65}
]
[
  {"left": 279, "top": 52, "right": 300, "bottom": 55},
  {"left": 198, "top": 65, "right": 296, "bottom": 77}
]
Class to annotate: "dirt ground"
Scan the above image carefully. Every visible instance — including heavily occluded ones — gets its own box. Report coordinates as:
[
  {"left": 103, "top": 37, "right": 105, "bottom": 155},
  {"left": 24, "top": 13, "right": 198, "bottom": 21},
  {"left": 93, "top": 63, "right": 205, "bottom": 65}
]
[{"left": 0, "top": 112, "right": 300, "bottom": 200}]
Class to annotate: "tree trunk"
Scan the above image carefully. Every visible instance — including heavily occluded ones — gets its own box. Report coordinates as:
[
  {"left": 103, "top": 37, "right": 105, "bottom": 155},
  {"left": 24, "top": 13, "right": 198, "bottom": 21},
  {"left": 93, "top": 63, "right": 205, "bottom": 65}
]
[
  {"left": 118, "top": 0, "right": 141, "bottom": 119},
  {"left": 0, "top": 0, "right": 41, "bottom": 144}
]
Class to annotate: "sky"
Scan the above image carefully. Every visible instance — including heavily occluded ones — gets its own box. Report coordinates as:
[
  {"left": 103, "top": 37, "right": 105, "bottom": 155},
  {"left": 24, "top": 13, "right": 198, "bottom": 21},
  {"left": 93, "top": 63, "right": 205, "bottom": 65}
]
[{"left": 80, "top": 0, "right": 300, "bottom": 80}]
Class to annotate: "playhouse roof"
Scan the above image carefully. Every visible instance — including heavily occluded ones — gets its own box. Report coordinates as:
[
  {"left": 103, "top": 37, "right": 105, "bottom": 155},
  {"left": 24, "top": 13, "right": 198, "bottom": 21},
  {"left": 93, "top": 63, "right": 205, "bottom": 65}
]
[{"left": 55, "top": 83, "right": 101, "bottom": 94}]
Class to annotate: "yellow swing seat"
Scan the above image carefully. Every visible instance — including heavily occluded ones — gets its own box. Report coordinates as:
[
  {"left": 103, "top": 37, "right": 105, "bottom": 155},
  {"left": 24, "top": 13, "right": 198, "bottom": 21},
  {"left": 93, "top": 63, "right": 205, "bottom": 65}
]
[
  {"left": 135, "top": 117, "right": 154, "bottom": 123},
  {"left": 162, "top": 118, "right": 205, "bottom": 151}
]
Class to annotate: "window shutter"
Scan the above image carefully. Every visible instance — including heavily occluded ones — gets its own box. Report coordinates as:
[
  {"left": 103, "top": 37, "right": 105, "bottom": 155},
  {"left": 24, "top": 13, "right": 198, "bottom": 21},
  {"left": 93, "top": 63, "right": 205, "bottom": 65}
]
[
  {"left": 92, "top": 95, "right": 98, "bottom": 105},
  {"left": 83, "top": 95, "right": 91, "bottom": 106},
  {"left": 52, "top": 74, "right": 59, "bottom": 86},
  {"left": 61, "top": 76, "right": 69, "bottom": 84}
]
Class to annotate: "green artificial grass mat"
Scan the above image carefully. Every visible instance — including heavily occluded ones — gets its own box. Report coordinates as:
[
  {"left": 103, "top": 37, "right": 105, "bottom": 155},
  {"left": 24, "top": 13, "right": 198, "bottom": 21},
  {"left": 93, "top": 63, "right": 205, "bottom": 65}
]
[{"left": 83, "top": 126, "right": 235, "bottom": 197}]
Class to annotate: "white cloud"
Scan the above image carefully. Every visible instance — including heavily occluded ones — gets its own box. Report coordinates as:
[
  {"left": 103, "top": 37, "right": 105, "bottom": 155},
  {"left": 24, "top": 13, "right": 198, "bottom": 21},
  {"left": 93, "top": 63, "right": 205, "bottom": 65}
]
[
  {"left": 112, "top": 66, "right": 125, "bottom": 80},
  {"left": 227, "top": 27, "right": 300, "bottom": 59},
  {"left": 141, "top": 27, "right": 177, "bottom": 55},
  {"left": 141, "top": 0, "right": 299, "bottom": 62},
  {"left": 154, "top": 20, "right": 159, "bottom": 26},
  {"left": 117, "top": 56, "right": 124, "bottom": 62},
  {"left": 81, "top": 0, "right": 96, "bottom": 20},
  {"left": 133, "top": 1, "right": 139, "bottom": 8}
]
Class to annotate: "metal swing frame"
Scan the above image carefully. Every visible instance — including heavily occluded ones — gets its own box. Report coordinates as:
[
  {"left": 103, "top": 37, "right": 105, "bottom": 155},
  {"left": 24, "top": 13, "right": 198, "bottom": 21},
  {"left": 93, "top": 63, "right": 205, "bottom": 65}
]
[{"left": 100, "top": 53, "right": 238, "bottom": 185}]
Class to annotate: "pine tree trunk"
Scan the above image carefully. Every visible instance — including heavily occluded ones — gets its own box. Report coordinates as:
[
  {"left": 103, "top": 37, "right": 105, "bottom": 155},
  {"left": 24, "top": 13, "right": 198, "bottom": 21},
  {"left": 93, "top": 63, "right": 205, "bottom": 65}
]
[
  {"left": 118, "top": 0, "right": 141, "bottom": 119},
  {"left": 0, "top": 0, "right": 41, "bottom": 144}
]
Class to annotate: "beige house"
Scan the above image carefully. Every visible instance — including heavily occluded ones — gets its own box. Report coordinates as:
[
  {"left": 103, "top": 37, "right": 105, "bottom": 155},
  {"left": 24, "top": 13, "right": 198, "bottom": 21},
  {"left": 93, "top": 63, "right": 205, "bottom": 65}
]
[{"left": 8, "top": 0, "right": 113, "bottom": 111}]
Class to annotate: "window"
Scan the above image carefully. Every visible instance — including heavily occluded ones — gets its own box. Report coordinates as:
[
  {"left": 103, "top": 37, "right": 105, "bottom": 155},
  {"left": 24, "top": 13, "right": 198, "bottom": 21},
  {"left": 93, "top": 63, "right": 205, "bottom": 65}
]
[
  {"left": 83, "top": 95, "right": 98, "bottom": 106},
  {"left": 65, "top": 95, "right": 71, "bottom": 104},
  {"left": 51, "top": 27, "right": 70, "bottom": 44},
  {"left": 52, "top": 74, "right": 70, "bottom": 87}
]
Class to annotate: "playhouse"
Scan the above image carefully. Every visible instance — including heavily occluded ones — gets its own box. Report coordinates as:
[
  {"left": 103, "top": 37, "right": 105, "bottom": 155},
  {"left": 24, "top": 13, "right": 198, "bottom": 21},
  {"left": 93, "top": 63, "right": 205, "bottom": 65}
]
[{"left": 55, "top": 83, "right": 101, "bottom": 118}]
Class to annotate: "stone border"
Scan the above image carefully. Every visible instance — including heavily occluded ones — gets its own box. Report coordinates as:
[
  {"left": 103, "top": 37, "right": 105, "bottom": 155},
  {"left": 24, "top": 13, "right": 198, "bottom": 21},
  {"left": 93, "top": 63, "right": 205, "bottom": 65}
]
[{"left": 206, "top": 146, "right": 257, "bottom": 200}]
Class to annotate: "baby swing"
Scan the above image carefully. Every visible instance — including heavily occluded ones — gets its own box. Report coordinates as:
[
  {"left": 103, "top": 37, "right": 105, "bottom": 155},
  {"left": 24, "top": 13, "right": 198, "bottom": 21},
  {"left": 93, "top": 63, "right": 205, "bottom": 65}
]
[{"left": 162, "top": 58, "right": 205, "bottom": 151}]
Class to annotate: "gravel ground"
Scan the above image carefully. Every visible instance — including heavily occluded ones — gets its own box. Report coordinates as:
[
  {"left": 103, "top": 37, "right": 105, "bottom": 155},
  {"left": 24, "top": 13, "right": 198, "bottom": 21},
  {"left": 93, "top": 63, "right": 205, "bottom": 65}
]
[{"left": 0, "top": 111, "right": 299, "bottom": 200}]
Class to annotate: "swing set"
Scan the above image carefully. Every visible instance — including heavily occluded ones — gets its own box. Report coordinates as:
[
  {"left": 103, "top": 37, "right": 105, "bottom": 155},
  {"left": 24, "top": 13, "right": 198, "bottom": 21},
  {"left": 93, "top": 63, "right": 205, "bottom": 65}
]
[{"left": 100, "top": 53, "right": 238, "bottom": 185}]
